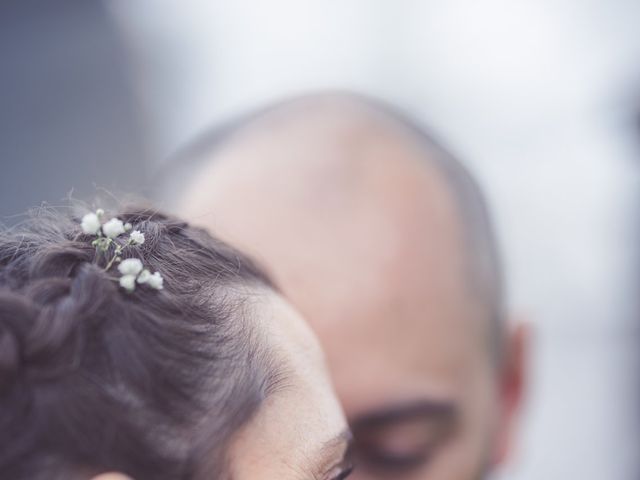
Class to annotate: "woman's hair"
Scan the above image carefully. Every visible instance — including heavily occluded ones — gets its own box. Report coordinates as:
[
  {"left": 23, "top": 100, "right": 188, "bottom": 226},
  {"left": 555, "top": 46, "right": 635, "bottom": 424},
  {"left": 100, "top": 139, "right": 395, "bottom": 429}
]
[{"left": 0, "top": 206, "right": 283, "bottom": 480}]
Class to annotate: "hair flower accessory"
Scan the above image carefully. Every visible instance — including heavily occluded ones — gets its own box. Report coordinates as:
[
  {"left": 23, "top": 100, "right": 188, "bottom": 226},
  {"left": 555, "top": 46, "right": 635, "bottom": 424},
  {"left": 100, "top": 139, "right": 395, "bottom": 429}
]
[
  {"left": 102, "top": 218, "right": 126, "bottom": 239},
  {"left": 129, "top": 230, "right": 145, "bottom": 245},
  {"left": 81, "top": 212, "right": 101, "bottom": 235},
  {"left": 119, "top": 274, "right": 137, "bottom": 292},
  {"left": 136, "top": 269, "right": 164, "bottom": 290},
  {"left": 137, "top": 269, "right": 152, "bottom": 284},
  {"left": 80, "top": 209, "right": 164, "bottom": 292},
  {"left": 118, "top": 258, "right": 144, "bottom": 276}
]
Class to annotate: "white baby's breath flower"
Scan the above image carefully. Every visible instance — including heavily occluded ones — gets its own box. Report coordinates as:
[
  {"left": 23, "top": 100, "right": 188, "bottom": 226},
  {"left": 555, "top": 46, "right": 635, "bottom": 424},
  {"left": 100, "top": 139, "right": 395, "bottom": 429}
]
[
  {"left": 119, "top": 274, "right": 137, "bottom": 292},
  {"left": 80, "top": 213, "right": 101, "bottom": 235},
  {"left": 137, "top": 269, "right": 163, "bottom": 289},
  {"left": 82, "top": 212, "right": 163, "bottom": 292},
  {"left": 146, "top": 272, "right": 164, "bottom": 290},
  {"left": 117, "top": 258, "right": 143, "bottom": 276},
  {"left": 137, "top": 269, "right": 151, "bottom": 284},
  {"left": 102, "top": 218, "right": 125, "bottom": 238},
  {"left": 129, "top": 230, "right": 145, "bottom": 245}
]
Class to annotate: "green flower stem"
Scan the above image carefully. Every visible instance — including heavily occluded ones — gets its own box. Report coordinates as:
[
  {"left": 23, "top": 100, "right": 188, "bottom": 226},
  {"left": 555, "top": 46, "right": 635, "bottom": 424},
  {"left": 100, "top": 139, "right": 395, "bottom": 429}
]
[{"left": 103, "top": 238, "right": 134, "bottom": 271}]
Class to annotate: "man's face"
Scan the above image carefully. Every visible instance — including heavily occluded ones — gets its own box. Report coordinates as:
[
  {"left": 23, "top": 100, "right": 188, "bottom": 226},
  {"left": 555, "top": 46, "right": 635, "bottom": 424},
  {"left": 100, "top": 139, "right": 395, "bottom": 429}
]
[
  {"left": 180, "top": 127, "right": 511, "bottom": 480},
  {"left": 300, "top": 239, "right": 498, "bottom": 480},
  {"left": 261, "top": 172, "right": 500, "bottom": 480}
]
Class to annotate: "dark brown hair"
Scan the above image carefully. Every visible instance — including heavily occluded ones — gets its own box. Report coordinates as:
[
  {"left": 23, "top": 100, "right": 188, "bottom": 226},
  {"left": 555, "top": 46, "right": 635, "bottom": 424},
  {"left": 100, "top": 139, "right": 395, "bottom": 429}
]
[{"left": 0, "top": 206, "right": 282, "bottom": 480}]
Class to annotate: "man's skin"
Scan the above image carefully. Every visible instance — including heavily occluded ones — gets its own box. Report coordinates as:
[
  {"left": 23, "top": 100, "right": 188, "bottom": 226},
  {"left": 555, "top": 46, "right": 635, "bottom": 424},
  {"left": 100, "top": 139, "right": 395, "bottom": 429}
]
[{"left": 176, "top": 94, "right": 526, "bottom": 480}]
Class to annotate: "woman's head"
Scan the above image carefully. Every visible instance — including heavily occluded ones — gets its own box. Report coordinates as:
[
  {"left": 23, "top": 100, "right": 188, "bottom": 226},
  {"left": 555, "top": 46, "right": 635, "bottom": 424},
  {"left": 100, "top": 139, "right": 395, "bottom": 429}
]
[{"left": 0, "top": 207, "right": 351, "bottom": 480}]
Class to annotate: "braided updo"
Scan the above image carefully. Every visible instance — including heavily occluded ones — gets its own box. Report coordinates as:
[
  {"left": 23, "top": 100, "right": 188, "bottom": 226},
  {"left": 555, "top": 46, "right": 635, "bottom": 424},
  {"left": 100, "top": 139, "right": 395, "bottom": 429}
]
[{"left": 0, "top": 207, "right": 282, "bottom": 480}]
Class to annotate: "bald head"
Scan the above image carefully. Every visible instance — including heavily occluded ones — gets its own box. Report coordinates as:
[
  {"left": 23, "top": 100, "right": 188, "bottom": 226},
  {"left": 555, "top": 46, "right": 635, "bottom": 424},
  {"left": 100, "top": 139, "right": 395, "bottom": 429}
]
[
  {"left": 169, "top": 94, "right": 524, "bottom": 480},
  {"left": 169, "top": 93, "right": 503, "bottom": 355}
]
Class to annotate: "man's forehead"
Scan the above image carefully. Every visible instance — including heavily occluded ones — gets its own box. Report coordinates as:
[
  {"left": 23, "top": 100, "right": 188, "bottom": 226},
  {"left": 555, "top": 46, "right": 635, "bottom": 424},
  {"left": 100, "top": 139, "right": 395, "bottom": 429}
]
[
  {"left": 184, "top": 129, "right": 462, "bottom": 268},
  {"left": 310, "top": 273, "right": 480, "bottom": 396},
  {"left": 186, "top": 149, "right": 480, "bottom": 372},
  {"left": 181, "top": 116, "right": 474, "bottom": 333}
]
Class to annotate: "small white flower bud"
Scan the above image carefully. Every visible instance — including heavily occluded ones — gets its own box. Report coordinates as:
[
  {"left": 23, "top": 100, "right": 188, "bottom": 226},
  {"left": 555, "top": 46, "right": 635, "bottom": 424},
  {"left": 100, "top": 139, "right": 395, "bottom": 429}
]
[
  {"left": 95, "top": 208, "right": 105, "bottom": 217},
  {"left": 124, "top": 223, "right": 133, "bottom": 231},
  {"left": 117, "top": 258, "right": 143, "bottom": 276},
  {"left": 137, "top": 269, "right": 151, "bottom": 284},
  {"left": 81, "top": 213, "right": 101, "bottom": 235},
  {"left": 119, "top": 274, "right": 137, "bottom": 292},
  {"left": 129, "top": 230, "right": 145, "bottom": 245},
  {"left": 102, "top": 218, "right": 125, "bottom": 238},
  {"left": 147, "top": 272, "right": 164, "bottom": 290}
]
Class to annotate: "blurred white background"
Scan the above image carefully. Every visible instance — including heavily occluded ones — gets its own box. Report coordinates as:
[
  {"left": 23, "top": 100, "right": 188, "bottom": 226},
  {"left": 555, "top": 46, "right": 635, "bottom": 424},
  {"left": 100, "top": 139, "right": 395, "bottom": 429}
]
[{"left": 108, "top": 1, "right": 640, "bottom": 478}]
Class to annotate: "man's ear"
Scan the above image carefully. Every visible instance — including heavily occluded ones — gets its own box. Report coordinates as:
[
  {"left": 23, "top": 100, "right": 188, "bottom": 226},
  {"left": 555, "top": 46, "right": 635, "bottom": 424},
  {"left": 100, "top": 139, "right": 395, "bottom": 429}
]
[
  {"left": 492, "top": 320, "right": 529, "bottom": 466},
  {"left": 91, "top": 473, "right": 134, "bottom": 480}
]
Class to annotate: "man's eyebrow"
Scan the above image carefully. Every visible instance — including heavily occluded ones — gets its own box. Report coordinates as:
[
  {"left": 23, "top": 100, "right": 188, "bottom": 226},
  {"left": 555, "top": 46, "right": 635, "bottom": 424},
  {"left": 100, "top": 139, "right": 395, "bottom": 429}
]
[{"left": 350, "top": 399, "right": 457, "bottom": 429}]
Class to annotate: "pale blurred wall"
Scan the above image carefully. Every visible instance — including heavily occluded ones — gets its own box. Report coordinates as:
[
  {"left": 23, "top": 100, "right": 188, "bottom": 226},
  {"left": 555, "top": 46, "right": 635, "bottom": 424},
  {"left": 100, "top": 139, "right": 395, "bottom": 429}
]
[
  {"left": 0, "top": 0, "right": 149, "bottom": 222},
  {"left": 109, "top": 1, "right": 640, "bottom": 478}
]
